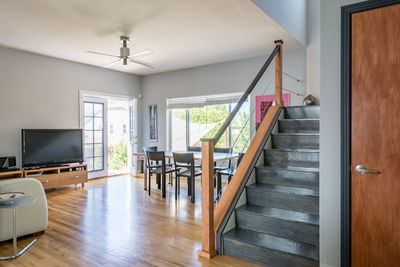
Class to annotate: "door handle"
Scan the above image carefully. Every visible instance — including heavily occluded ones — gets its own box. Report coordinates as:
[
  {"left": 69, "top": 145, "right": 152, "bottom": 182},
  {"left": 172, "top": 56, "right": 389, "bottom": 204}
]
[{"left": 355, "top": 165, "right": 380, "bottom": 175}]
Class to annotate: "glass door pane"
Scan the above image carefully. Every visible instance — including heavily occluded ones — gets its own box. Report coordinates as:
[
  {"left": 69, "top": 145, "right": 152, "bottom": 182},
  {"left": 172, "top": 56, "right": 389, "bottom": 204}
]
[{"left": 84, "top": 101, "right": 105, "bottom": 172}]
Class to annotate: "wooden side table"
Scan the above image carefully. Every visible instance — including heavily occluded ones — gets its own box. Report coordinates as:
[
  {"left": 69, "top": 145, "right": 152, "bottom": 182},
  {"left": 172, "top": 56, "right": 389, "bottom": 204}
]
[{"left": 0, "top": 195, "right": 37, "bottom": 260}]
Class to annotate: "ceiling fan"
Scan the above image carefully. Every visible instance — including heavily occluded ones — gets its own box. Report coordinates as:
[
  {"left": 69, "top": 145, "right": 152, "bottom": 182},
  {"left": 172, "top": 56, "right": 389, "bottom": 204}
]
[{"left": 87, "top": 36, "right": 154, "bottom": 68}]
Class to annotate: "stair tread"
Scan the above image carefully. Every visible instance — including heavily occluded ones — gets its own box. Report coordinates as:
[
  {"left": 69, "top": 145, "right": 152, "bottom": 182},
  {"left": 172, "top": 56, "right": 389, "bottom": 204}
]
[
  {"left": 256, "top": 176, "right": 319, "bottom": 190},
  {"left": 237, "top": 204, "right": 319, "bottom": 225},
  {"left": 272, "top": 133, "right": 320, "bottom": 136},
  {"left": 265, "top": 161, "right": 319, "bottom": 170},
  {"left": 247, "top": 183, "right": 319, "bottom": 197},
  {"left": 224, "top": 228, "right": 318, "bottom": 260},
  {"left": 266, "top": 148, "right": 320, "bottom": 153},
  {"left": 257, "top": 165, "right": 319, "bottom": 174}
]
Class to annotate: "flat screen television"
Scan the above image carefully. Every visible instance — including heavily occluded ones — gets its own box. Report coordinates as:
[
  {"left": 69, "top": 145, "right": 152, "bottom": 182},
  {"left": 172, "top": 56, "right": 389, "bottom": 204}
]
[{"left": 22, "top": 129, "right": 83, "bottom": 167}]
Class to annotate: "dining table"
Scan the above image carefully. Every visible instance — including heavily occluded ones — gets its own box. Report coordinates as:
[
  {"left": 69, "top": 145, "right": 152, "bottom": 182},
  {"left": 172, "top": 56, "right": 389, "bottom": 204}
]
[{"left": 133, "top": 150, "right": 238, "bottom": 202}]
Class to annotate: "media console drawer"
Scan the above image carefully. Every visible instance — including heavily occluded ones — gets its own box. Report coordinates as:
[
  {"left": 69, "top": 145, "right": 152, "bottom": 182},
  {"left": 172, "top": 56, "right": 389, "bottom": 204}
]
[
  {"left": 59, "top": 171, "right": 87, "bottom": 186},
  {"left": 34, "top": 174, "right": 59, "bottom": 189}
]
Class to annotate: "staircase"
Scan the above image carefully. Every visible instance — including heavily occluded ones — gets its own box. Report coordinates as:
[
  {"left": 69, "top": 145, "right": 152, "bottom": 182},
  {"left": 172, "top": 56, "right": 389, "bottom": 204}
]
[{"left": 222, "top": 106, "right": 320, "bottom": 267}]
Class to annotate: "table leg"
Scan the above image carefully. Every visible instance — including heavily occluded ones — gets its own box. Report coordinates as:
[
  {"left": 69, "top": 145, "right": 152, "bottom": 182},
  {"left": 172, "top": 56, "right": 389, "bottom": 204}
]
[
  {"left": 0, "top": 208, "right": 37, "bottom": 260},
  {"left": 13, "top": 208, "right": 17, "bottom": 256}
]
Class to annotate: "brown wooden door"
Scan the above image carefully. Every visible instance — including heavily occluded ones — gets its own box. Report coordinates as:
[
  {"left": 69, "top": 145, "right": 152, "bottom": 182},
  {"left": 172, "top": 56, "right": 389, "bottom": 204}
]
[{"left": 351, "top": 4, "right": 400, "bottom": 266}]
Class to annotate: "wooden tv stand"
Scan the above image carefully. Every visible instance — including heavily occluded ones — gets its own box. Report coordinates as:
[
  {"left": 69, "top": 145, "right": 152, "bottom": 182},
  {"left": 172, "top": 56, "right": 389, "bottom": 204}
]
[{"left": 23, "top": 164, "right": 88, "bottom": 190}]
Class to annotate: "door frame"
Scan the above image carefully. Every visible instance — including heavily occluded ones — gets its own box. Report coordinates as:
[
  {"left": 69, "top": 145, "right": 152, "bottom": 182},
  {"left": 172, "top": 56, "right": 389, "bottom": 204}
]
[
  {"left": 340, "top": 1, "right": 400, "bottom": 266},
  {"left": 79, "top": 90, "right": 139, "bottom": 177}
]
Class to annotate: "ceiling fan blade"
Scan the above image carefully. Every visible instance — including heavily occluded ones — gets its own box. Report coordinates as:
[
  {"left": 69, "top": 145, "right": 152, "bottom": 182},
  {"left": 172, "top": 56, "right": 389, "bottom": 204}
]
[
  {"left": 129, "top": 58, "right": 155, "bottom": 68},
  {"left": 104, "top": 59, "right": 122, "bottom": 68},
  {"left": 87, "top": 51, "right": 120, "bottom": 58},
  {"left": 130, "top": 50, "right": 153, "bottom": 58}
]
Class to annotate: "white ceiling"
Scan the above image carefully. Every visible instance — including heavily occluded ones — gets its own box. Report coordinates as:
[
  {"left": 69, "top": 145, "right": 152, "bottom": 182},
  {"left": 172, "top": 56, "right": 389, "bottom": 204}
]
[{"left": 0, "top": 0, "right": 303, "bottom": 76}]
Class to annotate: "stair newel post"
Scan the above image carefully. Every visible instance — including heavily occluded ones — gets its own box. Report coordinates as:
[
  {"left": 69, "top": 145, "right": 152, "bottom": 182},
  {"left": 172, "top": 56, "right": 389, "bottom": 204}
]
[
  {"left": 274, "top": 40, "right": 284, "bottom": 106},
  {"left": 198, "top": 139, "right": 216, "bottom": 259}
]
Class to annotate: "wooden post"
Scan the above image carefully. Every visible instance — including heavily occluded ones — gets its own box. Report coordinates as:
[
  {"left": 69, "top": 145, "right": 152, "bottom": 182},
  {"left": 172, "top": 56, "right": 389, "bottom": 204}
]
[
  {"left": 274, "top": 40, "right": 283, "bottom": 106},
  {"left": 198, "top": 139, "right": 216, "bottom": 259}
]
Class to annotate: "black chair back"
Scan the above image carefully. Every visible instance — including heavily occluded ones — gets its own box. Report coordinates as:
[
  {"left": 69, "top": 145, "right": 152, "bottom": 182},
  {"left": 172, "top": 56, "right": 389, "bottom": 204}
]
[
  {"left": 173, "top": 152, "right": 195, "bottom": 166},
  {"left": 146, "top": 151, "right": 165, "bottom": 162}
]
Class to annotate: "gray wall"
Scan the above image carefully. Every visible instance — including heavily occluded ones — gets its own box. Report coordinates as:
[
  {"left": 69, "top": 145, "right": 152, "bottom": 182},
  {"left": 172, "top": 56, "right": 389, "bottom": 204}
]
[
  {"left": 320, "top": 0, "right": 361, "bottom": 266},
  {"left": 141, "top": 48, "right": 307, "bottom": 149},
  {"left": 0, "top": 46, "right": 141, "bottom": 166},
  {"left": 306, "top": 0, "right": 320, "bottom": 100},
  {"left": 252, "top": 0, "right": 307, "bottom": 46}
]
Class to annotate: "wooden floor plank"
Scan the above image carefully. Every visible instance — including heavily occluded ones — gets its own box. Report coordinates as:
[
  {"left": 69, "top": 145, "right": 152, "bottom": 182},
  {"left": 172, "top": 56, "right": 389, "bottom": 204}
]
[{"left": 0, "top": 175, "right": 259, "bottom": 266}]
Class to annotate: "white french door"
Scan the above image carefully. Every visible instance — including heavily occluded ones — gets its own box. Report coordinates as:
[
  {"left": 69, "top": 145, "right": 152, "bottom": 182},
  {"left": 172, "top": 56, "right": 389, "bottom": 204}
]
[{"left": 81, "top": 96, "right": 108, "bottom": 179}]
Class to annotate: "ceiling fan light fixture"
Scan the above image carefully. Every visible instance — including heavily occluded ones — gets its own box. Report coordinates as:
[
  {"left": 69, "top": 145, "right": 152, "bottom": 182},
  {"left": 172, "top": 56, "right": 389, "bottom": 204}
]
[{"left": 123, "top": 58, "right": 128, "bottom": 65}]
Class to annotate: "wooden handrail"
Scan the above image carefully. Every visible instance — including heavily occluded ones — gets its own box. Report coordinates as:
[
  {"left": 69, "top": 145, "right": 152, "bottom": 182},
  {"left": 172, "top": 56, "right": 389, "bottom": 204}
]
[
  {"left": 213, "top": 106, "right": 280, "bottom": 230},
  {"left": 198, "top": 40, "right": 284, "bottom": 259},
  {"left": 210, "top": 41, "right": 283, "bottom": 145}
]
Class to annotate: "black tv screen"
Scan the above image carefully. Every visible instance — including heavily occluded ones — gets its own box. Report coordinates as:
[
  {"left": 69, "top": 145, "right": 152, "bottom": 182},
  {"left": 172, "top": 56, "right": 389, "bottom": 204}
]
[{"left": 22, "top": 129, "right": 83, "bottom": 167}]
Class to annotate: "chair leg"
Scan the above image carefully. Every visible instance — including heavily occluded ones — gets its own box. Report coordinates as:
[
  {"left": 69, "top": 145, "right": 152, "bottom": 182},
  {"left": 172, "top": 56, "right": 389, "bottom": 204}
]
[
  {"left": 148, "top": 172, "right": 151, "bottom": 196},
  {"left": 217, "top": 173, "right": 222, "bottom": 196},
  {"left": 188, "top": 178, "right": 191, "bottom": 196},
  {"left": 191, "top": 176, "right": 195, "bottom": 203},
  {"left": 162, "top": 173, "right": 166, "bottom": 198},
  {"left": 157, "top": 174, "right": 161, "bottom": 189},
  {"left": 175, "top": 176, "right": 178, "bottom": 200}
]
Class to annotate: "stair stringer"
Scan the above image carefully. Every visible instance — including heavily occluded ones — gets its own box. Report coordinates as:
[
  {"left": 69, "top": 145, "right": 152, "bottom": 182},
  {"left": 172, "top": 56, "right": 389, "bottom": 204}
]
[{"left": 216, "top": 109, "right": 284, "bottom": 254}]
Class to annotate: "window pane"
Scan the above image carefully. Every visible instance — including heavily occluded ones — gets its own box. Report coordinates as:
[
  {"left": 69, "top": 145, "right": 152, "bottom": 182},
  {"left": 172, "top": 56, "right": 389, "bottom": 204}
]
[
  {"left": 94, "top": 103, "right": 103, "bottom": 117},
  {"left": 86, "top": 158, "right": 94, "bottom": 171},
  {"left": 94, "top": 144, "right": 103, "bottom": 157},
  {"left": 85, "top": 117, "right": 93, "bottom": 130},
  {"left": 94, "top": 118, "right": 103, "bottom": 130},
  {"left": 94, "top": 157, "right": 103, "bottom": 170},
  {"left": 94, "top": 130, "right": 102, "bottom": 143},
  {"left": 84, "top": 131, "right": 93, "bottom": 144},
  {"left": 84, "top": 103, "right": 93, "bottom": 116},
  {"left": 85, "top": 144, "right": 94, "bottom": 157},
  {"left": 189, "top": 105, "right": 228, "bottom": 148},
  {"left": 171, "top": 109, "right": 187, "bottom": 151}
]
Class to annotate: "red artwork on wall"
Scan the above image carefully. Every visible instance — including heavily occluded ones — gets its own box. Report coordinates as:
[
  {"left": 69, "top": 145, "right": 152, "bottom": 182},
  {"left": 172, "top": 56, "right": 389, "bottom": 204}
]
[{"left": 256, "top": 94, "right": 290, "bottom": 129}]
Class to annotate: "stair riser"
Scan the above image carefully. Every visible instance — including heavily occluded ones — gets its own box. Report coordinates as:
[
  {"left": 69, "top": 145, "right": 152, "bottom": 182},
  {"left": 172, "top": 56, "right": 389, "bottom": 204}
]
[
  {"left": 265, "top": 150, "right": 319, "bottom": 164},
  {"left": 224, "top": 238, "right": 318, "bottom": 267},
  {"left": 236, "top": 211, "right": 319, "bottom": 245},
  {"left": 256, "top": 168, "right": 319, "bottom": 188},
  {"left": 279, "top": 120, "right": 319, "bottom": 133},
  {"left": 272, "top": 135, "right": 319, "bottom": 149},
  {"left": 247, "top": 188, "right": 319, "bottom": 215},
  {"left": 284, "top": 107, "right": 320, "bottom": 119}
]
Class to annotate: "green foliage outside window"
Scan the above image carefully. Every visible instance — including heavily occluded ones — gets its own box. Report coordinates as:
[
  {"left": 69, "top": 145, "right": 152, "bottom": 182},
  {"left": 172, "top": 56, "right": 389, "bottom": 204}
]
[
  {"left": 173, "top": 104, "right": 250, "bottom": 153},
  {"left": 109, "top": 142, "right": 127, "bottom": 170}
]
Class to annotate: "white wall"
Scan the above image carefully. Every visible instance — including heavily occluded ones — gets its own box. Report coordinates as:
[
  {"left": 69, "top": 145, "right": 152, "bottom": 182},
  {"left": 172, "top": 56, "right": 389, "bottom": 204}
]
[
  {"left": 306, "top": 0, "right": 320, "bottom": 100},
  {"left": 141, "top": 48, "right": 307, "bottom": 149},
  {"left": 251, "top": 0, "right": 307, "bottom": 46},
  {"left": 320, "top": 0, "right": 361, "bottom": 266},
  {"left": 0, "top": 46, "right": 141, "bottom": 166}
]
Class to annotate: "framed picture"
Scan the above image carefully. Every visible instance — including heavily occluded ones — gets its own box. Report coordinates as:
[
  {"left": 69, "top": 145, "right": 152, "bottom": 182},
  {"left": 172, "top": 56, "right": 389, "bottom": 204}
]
[
  {"left": 256, "top": 94, "right": 290, "bottom": 129},
  {"left": 149, "top": 104, "right": 158, "bottom": 142}
]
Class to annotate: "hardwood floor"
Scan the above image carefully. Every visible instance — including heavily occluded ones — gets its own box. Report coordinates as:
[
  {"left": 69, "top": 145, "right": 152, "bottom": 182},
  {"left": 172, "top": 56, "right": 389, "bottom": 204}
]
[{"left": 0, "top": 175, "right": 259, "bottom": 266}]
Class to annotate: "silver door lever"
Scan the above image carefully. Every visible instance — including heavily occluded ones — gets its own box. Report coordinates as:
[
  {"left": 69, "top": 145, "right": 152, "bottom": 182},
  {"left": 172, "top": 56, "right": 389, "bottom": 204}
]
[{"left": 355, "top": 165, "right": 380, "bottom": 175}]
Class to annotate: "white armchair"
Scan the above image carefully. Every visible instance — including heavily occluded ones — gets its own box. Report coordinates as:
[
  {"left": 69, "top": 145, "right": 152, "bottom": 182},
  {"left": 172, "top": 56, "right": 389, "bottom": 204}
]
[{"left": 0, "top": 178, "right": 48, "bottom": 242}]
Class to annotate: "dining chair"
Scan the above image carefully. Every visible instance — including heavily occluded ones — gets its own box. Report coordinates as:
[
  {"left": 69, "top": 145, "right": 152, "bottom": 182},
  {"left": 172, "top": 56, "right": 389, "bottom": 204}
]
[
  {"left": 143, "top": 146, "right": 173, "bottom": 186},
  {"left": 146, "top": 151, "right": 174, "bottom": 198},
  {"left": 173, "top": 152, "right": 202, "bottom": 203}
]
